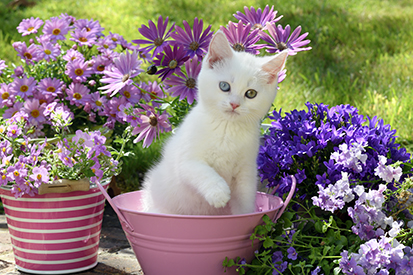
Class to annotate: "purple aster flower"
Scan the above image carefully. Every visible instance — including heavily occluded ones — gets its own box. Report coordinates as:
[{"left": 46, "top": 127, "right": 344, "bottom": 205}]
[
  {"left": 13, "top": 41, "right": 40, "bottom": 64},
  {"left": 220, "top": 21, "right": 264, "bottom": 54},
  {"left": 63, "top": 48, "right": 84, "bottom": 62},
  {"left": 164, "top": 56, "right": 201, "bottom": 104},
  {"left": 153, "top": 45, "right": 190, "bottom": 81},
  {"left": 119, "top": 85, "right": 142, "bottom": 104},
  {"left": 42, "top": 16, "right": 71, "bottom": 42},
  {"left": 0, "top": 83, "right": 15, "bottom": 108},
  {"left": 65, "top": 82, "right": 91, "bottom": 106},
  {"left": 37, "top": 41, "right": 61, "bottom": 61},
  {"left": 12, "top": 65, "right": 24, "bottom": 78},
  {"left": 96, "top": 36, "right": 117, "bottom": 52},
  {"left": 99, "top": 50, "right": 143, "bottom": 96},
  {"left": 0, "top": 60, "right": 7, "bottom": 75},
  {"left": 233, "top": 5, "right": 282, "bottom": 30},
  {"left": 89, "top": 92, "right": 107, "bottom": 112},
  {"left": 17, "top": 17, "right": 44, "bottom": 36},
  {"left": 50, "top": 104, "right": 74, "bottom": 128},
  {"left": 132, "top": 105, "right": 172, "bottom": 148},
  {"left": 22, "top": 98, "right": 46, "bottom": 126},
  {"left": 70, "top": 28, "right": 98, "bottom": 47},
  {"left": 10, "top": 75, "right": 37, "bottom": 99},
  {"left": 132, "top": 16, "right": 175, "bottom": 56},
  {"left": 91, "top": 55, "right": 112, "bottom": 74},
  {"left": 37, "top": 77, "right": 64, "bottom": 96},
  {"left": 29, "top": 166, "right": 49, "bottom": 186},
  {"left": 65, "top": 58, "right": 93, "bottom": 83},
  {"left": 3, "top": 101, "right": 24, "bottom": 119},
  {"left": 260, "top": 23, "right": 312, "bottom": 55},
  {"left": 72, "top": 130, "right": 94, "bottom": 148},
  {"left": 171, "top": 18, "right": 213, "bottom": 59},
  {"left": 73, "top": 19, "right": 105, "bottom": 37}
]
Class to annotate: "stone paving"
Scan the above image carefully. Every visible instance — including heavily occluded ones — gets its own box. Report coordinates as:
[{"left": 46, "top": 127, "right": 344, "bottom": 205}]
[{"left": 0, "top": 203, "right": 144, "bottom": 275}]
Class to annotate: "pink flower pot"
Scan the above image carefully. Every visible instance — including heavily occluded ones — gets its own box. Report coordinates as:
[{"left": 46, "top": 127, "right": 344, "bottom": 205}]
[
  {"left": 0, "top": 180, "right": 110, "bottom": 274},
  {"left": 97, "top": 177, "right": 295, "bottom": 275}
]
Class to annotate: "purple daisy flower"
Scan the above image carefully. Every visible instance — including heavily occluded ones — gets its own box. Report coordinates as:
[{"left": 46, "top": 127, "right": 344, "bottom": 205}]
[
  {"left": 119, "top": 85, "right": 142, "bottom": 104},
  {"left": 37, "top": 77, "right": 64, "bottom": 96},
  {"left": 29, "top": 166, "right": 49, "bottom": 185},
  {"left": 132, "top": 16, "right": 175, "bottom": 56},
  {"left": 22, "top": 98, "right": 46, "bottom": 126},
  {"left": 164, "top": 56, "right": 201, "bottom": 104},
  {"left": 70, "top": 28, "right": 98, "bottom": 47},
  {"left": 74, "top": 19, "right": 105, "bottom": 37},
  {"left": 260, "top": 23, "right": 312, "bottom": 55},
  {"left": 132, "top": 105, "right": 172, "bottom": 148},
  {"left": 0, "top": 83, "right": 14, "bottom": 108},
  {"left": 91, "top": 55, "right": 112, "bottom": 74},
  {"left": 65, "top": 82, "right": 91, "bottom": 106},
  {"left": 38, "top": 41, "right": 61, "bottom": 61},
  {"left": 65, "top": 58, "right": 93, "bottom": 83},
  {"left": 171, "top": 18, "right": 213, "bottom": 59},
  {"left": 99, "top": 50, "right": 143, "bottom": 96},
  {"left": 88, "top": 92, "right": 107, "bottom": 112},
  {"left": 153, "top": 45, "right": 190, "bottom": 81},
  {"left": 96, "top": 36, "right": 117, "bottom": 52},
  {"left": 63, "top": 49, "right": 84, "bottom": 62},
  {"left": 0, "top": 60, "right": 7, "bottom": 75},
  {"left": 233, "top": 5, "right": 282, "bottom": 30},
  {"left": 13, "top": 41, "right": 40, "bottom": 64},
  {"left": 42, "top": 16, "right": 71, "bottom": 42},
  {"left": 10, "top": 75, "right": 37, "bottom": 99},
  {"left": 220, "top": 21, "right": 263, "bottom": 54},
  {"left": 17, "top": 17, "right": 44, "bottom": 36},
  {"left": 3, "top": 101, "right": 24, "bottom": 119}
]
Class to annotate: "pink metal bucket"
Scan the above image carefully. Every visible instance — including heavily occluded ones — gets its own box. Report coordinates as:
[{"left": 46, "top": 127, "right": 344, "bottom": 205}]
[
  {"left": 0, "top": 180, "right": 110, "bottom": 274},
  {"left": 97, "top": 177, "right": 296, "bottom": 275}
]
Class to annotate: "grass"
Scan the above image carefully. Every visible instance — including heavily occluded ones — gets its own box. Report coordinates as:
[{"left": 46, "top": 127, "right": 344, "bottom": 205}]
[{"left": 0, "top": 0, "right": 412, "bottom": 189}]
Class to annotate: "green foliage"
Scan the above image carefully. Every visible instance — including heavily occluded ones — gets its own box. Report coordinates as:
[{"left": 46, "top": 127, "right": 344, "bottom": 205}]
[{"left": 223, "top": 201, "right": 358, "bottom": 275}]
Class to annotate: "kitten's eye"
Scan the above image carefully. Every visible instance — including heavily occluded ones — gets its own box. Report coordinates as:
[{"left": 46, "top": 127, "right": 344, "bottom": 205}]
[
  {"left": 245, "top": 89, "right": 257, "bottom": 99},
  {"left": 219, "top": 81, "right": 230, "bottom": 92}
]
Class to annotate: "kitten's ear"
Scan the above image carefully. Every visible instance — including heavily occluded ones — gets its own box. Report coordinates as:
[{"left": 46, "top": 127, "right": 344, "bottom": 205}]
[
  {"left": 262, "top": 50, "right": 288, "bottom": 84},
  {"left": 206, "top": 30, "right": 233, "bottom": 68}
]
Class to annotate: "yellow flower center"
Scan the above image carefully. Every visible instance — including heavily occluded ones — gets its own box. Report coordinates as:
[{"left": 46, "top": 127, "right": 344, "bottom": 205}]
[
  {"left": 47, "top": 86, "right": 56, "bottom": 93},
  {"left": 11, "top": 129, "right": 16, "bottom": 134},
  {"left": 79, "top": 37, "right": 88, "bottom": 42},
  {"left": 97, "top": 65, "right": 105, "bottom": 71},
  {"left": 20, "top": 85, "right": 29, "bottom": 92},
  {"left": 44, "top": 49, "right": 52, "bottom": 55},
  {"left": 74, "top": 68, "right": 84, "bottom": 76},
  {"left": 2, "top": 92, "right": 9, "bottom": 99},
  {"left": 103, "top": 44, "right": 109, "bottom": 49},
  {"left": 92, "top": 168, "right": 96, "bottom": 173},
  {"left": 123, "top": 91, "right": 131, "bottom": 98},
  {"left": 111, "top": 37, "right": 118, "bottom": 42},
  {"left": 37, "top": 174, "right": 42, "bottom": 180},
  {"left": 95, "top": 100, "right": 102, "bottom": 106},
  {"left": 13, "top": 171, "right": 20, "bottom": 177},
  {"left": 27, "top": 27, "right": 35, "bottom": 31},
  {"left": 31, "top": 109, "right": 40, "bottom": 118},
  {"left": 52, "top": 28, "right": 61, "bottom": 35},
  {"left": 24, "top": 52, "right": 33, "bottom": 59},
  {"left": 2, "top": 148, "right": 5, "bottom": 152},
  {"left": 73, "top": 93, "right": 82, "bottom": 100},
  {"left": 1, "top": 175, "right": 5, "bottom": 180}
]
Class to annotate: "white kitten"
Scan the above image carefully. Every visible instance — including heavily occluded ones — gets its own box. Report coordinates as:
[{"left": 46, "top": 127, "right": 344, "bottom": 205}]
[{"left": 141, "top": 31, "right": 287, "bottom": 215}]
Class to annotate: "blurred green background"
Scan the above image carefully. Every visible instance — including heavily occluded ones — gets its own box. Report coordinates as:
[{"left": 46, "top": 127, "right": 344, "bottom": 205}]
[{"left": 0, "top": 0, "right": 412, "bottom": 193}]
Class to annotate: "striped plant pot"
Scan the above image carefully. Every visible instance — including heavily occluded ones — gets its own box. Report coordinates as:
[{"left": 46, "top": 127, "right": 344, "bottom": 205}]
[{"left": 0, "top": 180, "right": 110, "bottom": 274}]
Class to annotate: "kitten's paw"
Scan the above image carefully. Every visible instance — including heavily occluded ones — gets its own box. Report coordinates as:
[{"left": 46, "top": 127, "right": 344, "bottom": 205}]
[{"left": 204, "top": 183, "right": 231, "bottom": 208}]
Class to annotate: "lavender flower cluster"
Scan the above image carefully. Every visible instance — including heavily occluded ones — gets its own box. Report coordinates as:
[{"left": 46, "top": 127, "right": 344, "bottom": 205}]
[
  {"left": 0, "top": 5, "right": 311, "bottom": 148},
  {"left": 0, "top": 115, "right": 120, "bottom": 198},
  {"left": 257, "top": 102, "right": 413, "bottom": 274}
]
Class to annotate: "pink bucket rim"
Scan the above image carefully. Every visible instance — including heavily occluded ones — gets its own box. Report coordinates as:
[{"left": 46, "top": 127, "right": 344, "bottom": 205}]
[{"left": 112, "top": 191, "right": 284, "bottom": 220}]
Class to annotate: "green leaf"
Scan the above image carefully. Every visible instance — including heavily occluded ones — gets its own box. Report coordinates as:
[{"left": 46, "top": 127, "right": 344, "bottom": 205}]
[
  {"left": 263, "top": 237, "right": 274, "bottom": 249},
  {"left": 315, "top": 220, "right": 324, "bottom": 233}
]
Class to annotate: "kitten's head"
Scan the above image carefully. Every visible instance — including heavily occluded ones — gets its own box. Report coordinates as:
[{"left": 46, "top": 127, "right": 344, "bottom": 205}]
[{"left": 197, "top": 31, "right": 288, "bottom": 124}]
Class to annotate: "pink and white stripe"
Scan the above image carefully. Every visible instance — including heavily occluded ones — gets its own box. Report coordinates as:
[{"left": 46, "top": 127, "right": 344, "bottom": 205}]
[{"left": 0, "top": 181, "right": 109, "bottom": 274}]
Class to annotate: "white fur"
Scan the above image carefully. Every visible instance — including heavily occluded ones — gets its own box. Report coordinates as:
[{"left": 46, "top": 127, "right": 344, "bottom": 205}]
[{"left": 141, "top": 31, "right": 287, "bottom": 215}]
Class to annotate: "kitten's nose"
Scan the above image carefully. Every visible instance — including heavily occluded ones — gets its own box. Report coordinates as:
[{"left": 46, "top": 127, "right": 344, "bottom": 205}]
[{"left": 230, "top": 103, "right": 240, "bottom": 110}]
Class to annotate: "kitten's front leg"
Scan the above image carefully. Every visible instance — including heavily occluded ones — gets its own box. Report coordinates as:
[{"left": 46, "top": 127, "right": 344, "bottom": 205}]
[
  {"left": 229, "top": 167, "right": 258, "bottom": 215},
  {"left": 182, "top": 161, "right": 231, "bottom": 208}
]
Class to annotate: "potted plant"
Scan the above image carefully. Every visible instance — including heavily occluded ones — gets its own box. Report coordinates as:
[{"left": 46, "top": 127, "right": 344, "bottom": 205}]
[{"left": 224, "top": 103, "right": 413, "bottom": 274}]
